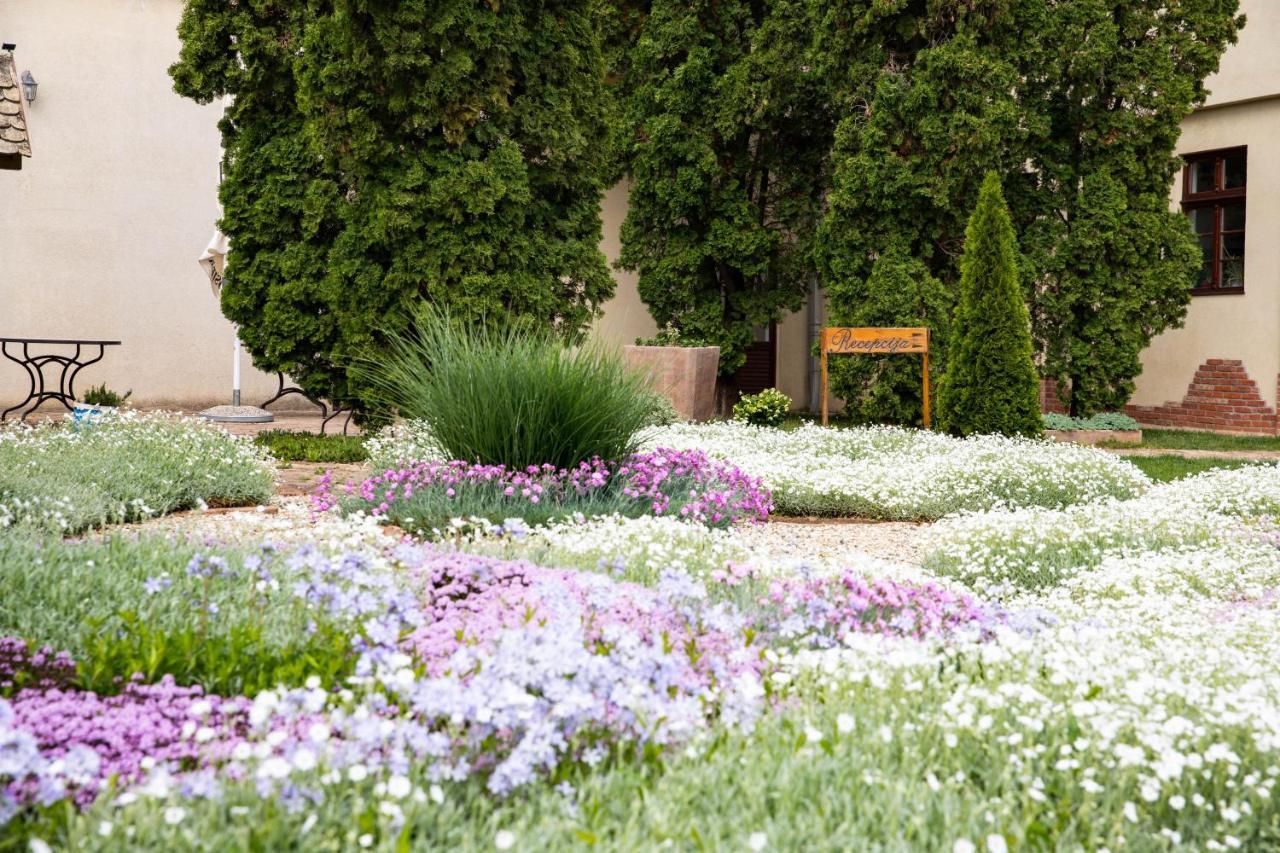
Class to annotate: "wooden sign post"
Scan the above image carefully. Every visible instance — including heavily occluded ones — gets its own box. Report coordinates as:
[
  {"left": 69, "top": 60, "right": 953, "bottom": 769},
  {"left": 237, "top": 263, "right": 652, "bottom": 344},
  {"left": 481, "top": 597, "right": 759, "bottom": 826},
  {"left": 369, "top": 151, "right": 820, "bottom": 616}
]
[{"left": 819, "top": 327, "right": 931, "bottom": 428}]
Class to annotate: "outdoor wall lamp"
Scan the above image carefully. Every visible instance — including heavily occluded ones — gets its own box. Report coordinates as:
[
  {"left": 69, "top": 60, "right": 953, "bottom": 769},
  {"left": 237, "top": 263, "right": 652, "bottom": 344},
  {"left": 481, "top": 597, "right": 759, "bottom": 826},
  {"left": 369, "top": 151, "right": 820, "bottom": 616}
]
[{"left": 20, "top": 69, "right": 36, "bottom": 104}]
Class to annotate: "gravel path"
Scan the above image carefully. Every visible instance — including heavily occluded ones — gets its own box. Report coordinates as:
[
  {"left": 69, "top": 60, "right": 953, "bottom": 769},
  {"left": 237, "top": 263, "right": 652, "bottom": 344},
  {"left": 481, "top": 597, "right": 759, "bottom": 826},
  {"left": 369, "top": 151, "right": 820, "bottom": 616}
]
[{"left": 733, "top": 518, "right": 931, "bottom": 567}]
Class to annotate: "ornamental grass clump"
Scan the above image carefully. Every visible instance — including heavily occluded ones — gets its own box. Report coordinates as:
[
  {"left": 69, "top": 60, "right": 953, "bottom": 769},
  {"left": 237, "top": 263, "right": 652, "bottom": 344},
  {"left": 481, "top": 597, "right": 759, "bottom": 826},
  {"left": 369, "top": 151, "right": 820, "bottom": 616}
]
[
  {"left": 363, "top": 307, "right": 665, "bottom": 470},
  {"left": 319, "top": 449, "right": 772, "bottom": 534}
]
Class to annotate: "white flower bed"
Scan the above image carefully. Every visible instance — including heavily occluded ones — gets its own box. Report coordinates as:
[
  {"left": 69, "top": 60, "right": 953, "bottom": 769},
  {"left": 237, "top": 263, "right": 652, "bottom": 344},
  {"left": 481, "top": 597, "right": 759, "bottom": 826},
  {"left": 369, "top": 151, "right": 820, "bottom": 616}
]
[
  {"left": 644, "top": 422, "right": 1149, "bottom": 519},
  {"left": 923, "top": 463, "right": 1280, "bottom": 593}
]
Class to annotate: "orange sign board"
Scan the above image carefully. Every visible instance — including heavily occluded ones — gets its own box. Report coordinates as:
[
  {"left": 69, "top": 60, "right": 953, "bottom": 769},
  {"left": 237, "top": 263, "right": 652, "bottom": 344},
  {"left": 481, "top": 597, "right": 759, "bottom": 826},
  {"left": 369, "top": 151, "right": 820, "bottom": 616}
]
[
  {"left": 821, "top": 327, "right": 928, "bottom": 355},
  {"left": 819, "top": 327, "right": 931, "bottom": 428}
]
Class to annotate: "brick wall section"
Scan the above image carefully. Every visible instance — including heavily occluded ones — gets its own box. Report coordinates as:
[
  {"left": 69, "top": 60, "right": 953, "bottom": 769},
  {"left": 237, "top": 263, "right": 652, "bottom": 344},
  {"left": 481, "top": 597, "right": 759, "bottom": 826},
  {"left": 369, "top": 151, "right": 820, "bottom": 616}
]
[
  {"left": 1124, "top": 358, "right": 1279, "bottom": 435},
  {"left": 1039, "top": 379, "right": 1069, "bottom": 414}
]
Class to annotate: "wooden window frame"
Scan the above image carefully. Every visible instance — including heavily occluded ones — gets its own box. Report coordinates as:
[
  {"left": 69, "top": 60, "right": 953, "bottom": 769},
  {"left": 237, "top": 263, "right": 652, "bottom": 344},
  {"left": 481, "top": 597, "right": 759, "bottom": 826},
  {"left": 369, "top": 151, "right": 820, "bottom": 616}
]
[{"left": 1181, "top": 146, "right": 1247, "bottom": 296}]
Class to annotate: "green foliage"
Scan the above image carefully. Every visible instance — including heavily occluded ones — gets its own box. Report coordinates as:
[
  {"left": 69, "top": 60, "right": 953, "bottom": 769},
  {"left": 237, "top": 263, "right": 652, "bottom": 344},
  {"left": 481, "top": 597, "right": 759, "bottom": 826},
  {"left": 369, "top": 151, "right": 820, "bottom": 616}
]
[
  {"left": 937, "top": 173, "right": 1042, "bottom": 438},
  {"left": 170, "top": 0, "right": 616, "bottom": 416},
  {"left": 0, "top": 415, "right": 272, "bottom": 536},
  {"left": 1042, "top": 412, "right": 1139, "bottom": 432},
  {"left": 732, "top": 388, "right": 791, "bottom": 428},
  {"left": 0, "top": 536, "right": 356, "bottom": 695},
  {"left": 648, "top": 395, "right": 682, "bottom": 427},
  {"left": 817, "top": 1, "right": 1243, "bottom": 418},
  {"left": 611, "top": 0, "right": 835, "bottom": 376},
  {"left": 634, "top": 323, "right": 712, "bottom": 348},
  {"left": 359, "top": 306, "right": 664, "bottom": 470},
  {"left": 79, "top": 383, "right": 131, "bottom": 408},
  {"left": 254, "top": 430, "right": 367, "bottom": 464},
  {"left": 824, "top": 248, "right": 949, "bottom": 426},
  {"left": 77, "top": 612, "right": 354, "bottom": 698}
]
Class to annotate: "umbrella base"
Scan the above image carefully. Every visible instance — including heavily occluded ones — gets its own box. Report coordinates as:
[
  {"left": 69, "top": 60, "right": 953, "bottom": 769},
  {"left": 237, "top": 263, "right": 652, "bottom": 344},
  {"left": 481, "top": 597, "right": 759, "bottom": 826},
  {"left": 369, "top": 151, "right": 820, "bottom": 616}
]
[{"left": 198, "top": 405, "right": 274, "bottom": 424}]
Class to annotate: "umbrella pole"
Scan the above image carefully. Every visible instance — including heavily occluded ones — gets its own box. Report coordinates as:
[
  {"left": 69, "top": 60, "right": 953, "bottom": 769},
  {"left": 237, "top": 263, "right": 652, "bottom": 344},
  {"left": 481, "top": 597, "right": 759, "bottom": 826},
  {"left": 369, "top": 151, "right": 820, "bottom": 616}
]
[{"left": 232, "top": 331, "right": 241, "bottom": 406}]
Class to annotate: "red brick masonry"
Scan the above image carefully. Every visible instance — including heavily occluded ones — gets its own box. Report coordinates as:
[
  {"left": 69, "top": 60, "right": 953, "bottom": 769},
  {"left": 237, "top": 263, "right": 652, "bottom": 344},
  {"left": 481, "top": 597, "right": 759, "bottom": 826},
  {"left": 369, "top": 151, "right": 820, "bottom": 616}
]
[{"left": 1124, "top": 359, "right": 1279, "bottom": 435}]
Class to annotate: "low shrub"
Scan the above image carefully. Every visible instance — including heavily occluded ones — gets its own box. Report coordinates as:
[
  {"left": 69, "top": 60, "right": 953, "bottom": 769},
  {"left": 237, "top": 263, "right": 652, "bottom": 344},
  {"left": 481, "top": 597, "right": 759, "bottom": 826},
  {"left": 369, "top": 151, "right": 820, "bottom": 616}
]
[
  {"left": 1042, "top": 411, "right": 1139, "bottom": 431},
  {"left": 254, "top": 429, "right": 368, "bottom": 463},
  {"left": 319, "top": 448, "right": 772, "bottom": 534},
  {"left": 361, "top": 306, "right": 665, "bottom": 470},
  {"left": 733, "top": 388, "right": 791, "bottom": 427},
  {"left": 0, "top": 412, "right": 273, "bottom": 535},
  {"left": 635, "top": 322, "right": 713, "bottom": 348},
  {"left": 79, "top": 383, "right": 131, "bottom": 408}
]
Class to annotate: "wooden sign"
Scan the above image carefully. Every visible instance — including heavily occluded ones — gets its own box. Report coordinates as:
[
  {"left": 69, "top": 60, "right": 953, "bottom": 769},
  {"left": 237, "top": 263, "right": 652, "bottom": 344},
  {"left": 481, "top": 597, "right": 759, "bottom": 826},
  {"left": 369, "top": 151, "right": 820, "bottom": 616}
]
[{"left": 820, "top": 327, "right": 931, "bottom": 427}]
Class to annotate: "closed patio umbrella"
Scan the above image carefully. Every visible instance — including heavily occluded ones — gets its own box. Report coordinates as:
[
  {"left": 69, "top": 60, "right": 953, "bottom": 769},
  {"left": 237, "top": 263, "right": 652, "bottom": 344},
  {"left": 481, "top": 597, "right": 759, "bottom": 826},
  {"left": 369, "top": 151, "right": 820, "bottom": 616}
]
[{"left": 196, "top": 228, "right": 273, "bottom": 424}]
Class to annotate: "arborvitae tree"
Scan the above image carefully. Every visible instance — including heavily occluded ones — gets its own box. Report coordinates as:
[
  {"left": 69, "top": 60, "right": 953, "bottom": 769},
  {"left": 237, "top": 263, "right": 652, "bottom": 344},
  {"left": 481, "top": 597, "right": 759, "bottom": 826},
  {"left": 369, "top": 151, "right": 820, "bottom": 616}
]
[
  {"left": 611, "top": 0, "right": 836, "bottom": 376},
  {"left": 1017, "top": 0, "right": 1242, "bottom": 415},
  {"left": 825, "top": 246, "right": 949, "bottom": 426},
  {"left": 171, "top": 0, "right": 614, "bottom": 414},
  {"left": 817, "top": 0, "right": 1242, "bottom": 420},
  {"left": 936, "top": 173, "right": 1042, "bottom": 438}
]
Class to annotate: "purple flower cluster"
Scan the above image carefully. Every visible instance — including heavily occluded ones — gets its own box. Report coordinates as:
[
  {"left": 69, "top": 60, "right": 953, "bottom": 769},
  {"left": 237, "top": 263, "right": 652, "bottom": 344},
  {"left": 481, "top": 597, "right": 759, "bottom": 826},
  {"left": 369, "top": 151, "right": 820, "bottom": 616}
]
[
  {"left": 2, "top": 677, "right": 248, "bottom": 811},
  {"left": 314, "top": 448, "right": 772, "bottom": 527},
  {"left": 0, "top": 636, "right": 77, "bottom": 692}
]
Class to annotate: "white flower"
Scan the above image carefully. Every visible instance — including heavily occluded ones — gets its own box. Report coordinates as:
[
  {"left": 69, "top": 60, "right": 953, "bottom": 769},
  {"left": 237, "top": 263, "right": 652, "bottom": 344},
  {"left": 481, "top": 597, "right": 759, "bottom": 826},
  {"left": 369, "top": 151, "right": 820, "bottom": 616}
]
[
  {"left": 1168, "top": 795, "right": 1185, "bottom": 811},
  {"left": 387, "top": 775, "right": 412, "bottom": 799},
  {"left": 292, "top": 748, "right": 317, "bottom": 772},
  {"left": 986, "top": 835, "right": 1008, "bottom": 853},
  {"left": 257, "top": 756, "right": 292, "bottom": 780},
  {"left": 97, "top": 822, "right": 113, "bottom": 837},
  {"left": 836, "top": 713, "right": 855, "bottom": 734},
  {"left": 164, "top": 806, "right": 187, "bottom": 826},
  {"left": 748, "top": 832, "right": 768, "bottom": 851},
  {"left": 953, "top": 840, "right": 976, "bottom": 853},
  {"left": 28, "top": 841, "right": 52, "bottom": 853},
  {"left": 495, "top": 830, "right": 517, "bottom": 850},
  {"left": 429, "top": 784, "right": 445, "bottom": 804},
  {"left": 358, "top": 834, "right": 373, "bottom": 848},
  {"left": 348, "top": 764, "right": 369, "bottom": 782},
  {"left": 300, "top": 814, "right": 318, "bottom": 834},
  {"left": 1123, "top": 802, "right": 1139, "bottom": 823}
]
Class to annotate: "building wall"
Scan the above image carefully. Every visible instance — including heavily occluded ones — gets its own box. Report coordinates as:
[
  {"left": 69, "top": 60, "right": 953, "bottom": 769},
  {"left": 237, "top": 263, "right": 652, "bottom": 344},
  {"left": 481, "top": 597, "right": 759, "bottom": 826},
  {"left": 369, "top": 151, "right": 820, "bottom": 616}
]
[
  {"left": 0, "top": 0, "right": 283, "bottom": 412},
  {"left": 1126, "top": 0, "right": 1280, "bottom": 432},
  {"left": 592, "top": 182, "right": 657, "bottom": 348}
]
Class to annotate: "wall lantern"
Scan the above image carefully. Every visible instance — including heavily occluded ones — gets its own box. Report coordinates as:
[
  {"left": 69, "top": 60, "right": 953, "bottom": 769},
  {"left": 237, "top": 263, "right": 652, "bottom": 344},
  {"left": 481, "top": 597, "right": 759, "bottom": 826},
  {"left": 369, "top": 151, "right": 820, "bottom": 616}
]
[{"left": 20, "top": 69, "right": 36, "bottom": 104}]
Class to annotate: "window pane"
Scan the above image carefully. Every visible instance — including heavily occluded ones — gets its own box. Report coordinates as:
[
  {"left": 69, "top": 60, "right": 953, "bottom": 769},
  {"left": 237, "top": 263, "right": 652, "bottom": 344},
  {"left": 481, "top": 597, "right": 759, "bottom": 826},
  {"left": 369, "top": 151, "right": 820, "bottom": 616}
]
[
  {"left": 1224, "top": 153, "right": 1246, "bottom": 189},
  {"left": 1197, "top": 234, "right": 1215, "bottom": 288},
  {"left": 1222, "top": 201, "right": 1245, "bottom": 231},
  {"left": 1189, "top": 207, "right": 1216, "bottom": 234},
  {"left": 1222, "top": 233, "right": 1245, "bottom": 288},
  {"left": 1190, "top": 159, "right": 1217, "bottom": 193}
]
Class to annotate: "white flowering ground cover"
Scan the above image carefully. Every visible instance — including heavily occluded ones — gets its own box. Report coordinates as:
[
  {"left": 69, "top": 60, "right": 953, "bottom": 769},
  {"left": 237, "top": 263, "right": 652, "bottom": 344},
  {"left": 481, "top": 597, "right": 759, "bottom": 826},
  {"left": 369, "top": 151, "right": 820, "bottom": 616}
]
[
  {"left": 0, "top": 412, "right": 273, "bottom": 535},
  {"left": 4, "top": 419, "right": 1280, "bottom": 849},
  {"left": 643, "top": 421, "right": 1151, "bottom": 519}
]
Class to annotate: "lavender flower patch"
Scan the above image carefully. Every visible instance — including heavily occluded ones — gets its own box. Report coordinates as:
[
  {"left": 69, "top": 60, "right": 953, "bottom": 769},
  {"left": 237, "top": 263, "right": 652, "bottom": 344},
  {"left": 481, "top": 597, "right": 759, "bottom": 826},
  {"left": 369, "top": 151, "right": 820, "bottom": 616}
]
[{"left": 316, "top": 449, "right": 772, "bottom": 534}]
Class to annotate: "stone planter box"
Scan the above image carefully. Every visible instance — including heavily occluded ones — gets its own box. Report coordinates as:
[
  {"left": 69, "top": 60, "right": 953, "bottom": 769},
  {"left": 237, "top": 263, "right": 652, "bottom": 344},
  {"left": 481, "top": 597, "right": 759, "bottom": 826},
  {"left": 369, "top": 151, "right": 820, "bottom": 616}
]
[
  {"left": 1047, "top": 428, "right": 1142, "bottom": 446},
  {"left": 624, "top": 345, "right": 720, "bottom": 422}
]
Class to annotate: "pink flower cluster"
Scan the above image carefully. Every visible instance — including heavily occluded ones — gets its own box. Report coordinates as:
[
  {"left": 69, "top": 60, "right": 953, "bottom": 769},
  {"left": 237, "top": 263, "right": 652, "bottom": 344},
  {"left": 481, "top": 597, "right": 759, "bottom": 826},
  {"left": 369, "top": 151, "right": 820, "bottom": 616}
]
[
  {"left": 720, "top": 570, "right": 1002, "bottom": 643},
  {"left": 4, "top": 674, "right": 248, "bottom": 807},
  {"left": 314, "top": 448, "right": 772, "bottom": 527}
]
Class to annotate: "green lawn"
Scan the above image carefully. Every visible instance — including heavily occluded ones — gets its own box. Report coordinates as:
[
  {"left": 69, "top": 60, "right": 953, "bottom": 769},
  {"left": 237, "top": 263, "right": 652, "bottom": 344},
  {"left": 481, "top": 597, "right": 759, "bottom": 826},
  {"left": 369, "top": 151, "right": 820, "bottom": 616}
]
[
  {"left": 1108, "top": 428, "right": 1280, "bottom": 453},
  {"left": 1127, "top": 454, "right": 1254, "bottom": 483}
]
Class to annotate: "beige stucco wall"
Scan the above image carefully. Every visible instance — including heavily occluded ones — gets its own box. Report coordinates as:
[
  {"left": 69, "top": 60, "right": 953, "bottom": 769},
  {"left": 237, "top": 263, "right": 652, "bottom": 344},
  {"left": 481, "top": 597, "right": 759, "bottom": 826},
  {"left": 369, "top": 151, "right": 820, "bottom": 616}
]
[
  {"left": 592, "top": 182, "right": 657, "bottom": 348},
  {"left": 1132, "top": 99, "right": 1280, "bottom": 410},
  {"left": 1202, "top": 0, "right": 1279, "bottom": 108},
  {"left": 0, "top": 0, "right": 281, "bottom": 413}
]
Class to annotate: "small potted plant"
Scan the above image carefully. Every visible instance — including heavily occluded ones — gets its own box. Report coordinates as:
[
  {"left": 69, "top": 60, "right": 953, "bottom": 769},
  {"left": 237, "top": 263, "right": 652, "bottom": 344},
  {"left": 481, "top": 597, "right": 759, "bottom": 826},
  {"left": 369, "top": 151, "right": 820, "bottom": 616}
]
[
  {"left": 72, "top": 383, "right": 132, "bottom": 427},
  {"left": 624, "top": 323, "right": 720, "bottom": 422}
]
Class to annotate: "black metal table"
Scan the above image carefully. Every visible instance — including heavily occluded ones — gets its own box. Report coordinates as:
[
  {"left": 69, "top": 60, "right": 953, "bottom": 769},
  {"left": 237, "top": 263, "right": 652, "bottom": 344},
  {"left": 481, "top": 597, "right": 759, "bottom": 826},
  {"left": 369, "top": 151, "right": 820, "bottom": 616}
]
[{"left": 1, "top": 337, "right": 122, "bottom": 422}]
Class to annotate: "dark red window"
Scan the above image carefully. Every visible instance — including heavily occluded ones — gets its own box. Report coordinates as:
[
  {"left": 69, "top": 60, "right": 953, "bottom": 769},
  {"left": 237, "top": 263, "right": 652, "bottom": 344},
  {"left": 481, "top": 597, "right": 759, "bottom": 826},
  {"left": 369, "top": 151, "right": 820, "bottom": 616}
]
[{"left": 1182, "top": 147, "right": 1246, "bottom": 294}]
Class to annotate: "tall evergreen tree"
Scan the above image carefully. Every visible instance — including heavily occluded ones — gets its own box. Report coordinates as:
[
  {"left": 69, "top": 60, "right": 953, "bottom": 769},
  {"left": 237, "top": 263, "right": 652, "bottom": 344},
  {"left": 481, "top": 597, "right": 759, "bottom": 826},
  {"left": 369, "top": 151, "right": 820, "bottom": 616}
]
[
  {"left": 171, "top": 0, "right": 614, "bottom": 414},
  {"left": 611, "top": 0, "right": 836, "bottom": 376},
  {"left": 936, "top": 173, "right": 1042, "bottom": 437},
  {"left": 1017, "top": 0, "right": 1242, "bottom": 415},
  {"left": 818, "top": 0, "right": 1243, "bottom": 420}
]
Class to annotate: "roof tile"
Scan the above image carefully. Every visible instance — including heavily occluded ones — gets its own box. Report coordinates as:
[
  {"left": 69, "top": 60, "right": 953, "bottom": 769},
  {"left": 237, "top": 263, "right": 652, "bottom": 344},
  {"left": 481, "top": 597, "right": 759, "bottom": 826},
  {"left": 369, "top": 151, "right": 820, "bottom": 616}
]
[{"left": 0, "top": 50, "right": 32, "bottom": 158}]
